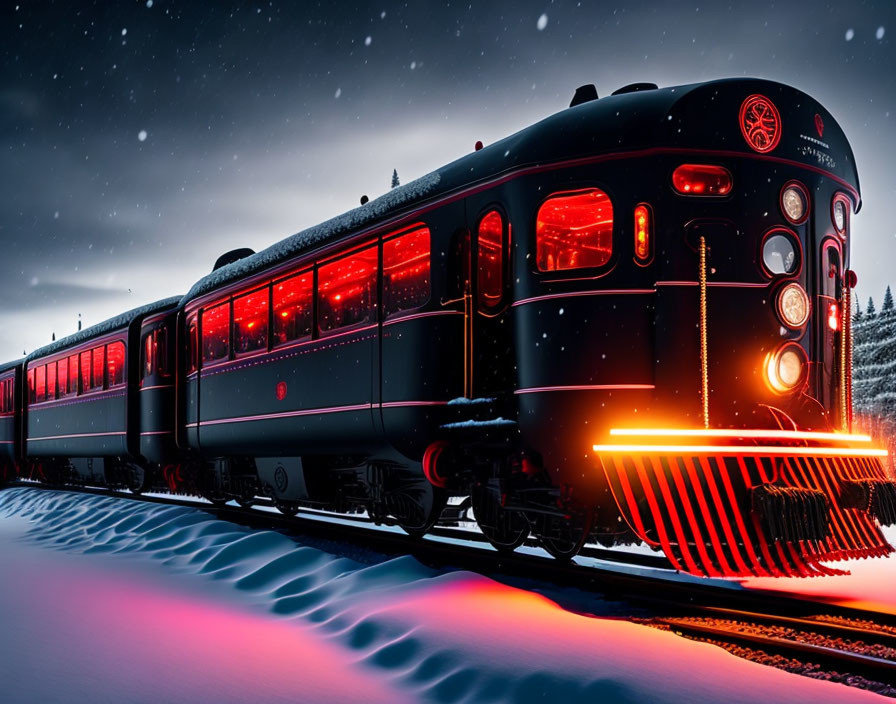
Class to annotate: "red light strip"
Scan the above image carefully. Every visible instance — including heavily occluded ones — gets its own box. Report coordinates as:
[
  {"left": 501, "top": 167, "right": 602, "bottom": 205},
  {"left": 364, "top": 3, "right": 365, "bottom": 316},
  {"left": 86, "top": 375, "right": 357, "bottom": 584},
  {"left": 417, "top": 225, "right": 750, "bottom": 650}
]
[
  {"left": 608, "top": 428, "right": 872, "bottom": 442},
  {"left": 592, "top": 443, "right": 887, "bottom": 458}
]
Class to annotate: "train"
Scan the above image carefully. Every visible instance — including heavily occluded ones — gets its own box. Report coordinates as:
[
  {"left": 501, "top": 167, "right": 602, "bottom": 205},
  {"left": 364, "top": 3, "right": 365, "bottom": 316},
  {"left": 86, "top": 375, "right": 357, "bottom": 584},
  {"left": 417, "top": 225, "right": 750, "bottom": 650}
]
[{"left": 2, "top": 77, "right": 895, "bottom": 579}]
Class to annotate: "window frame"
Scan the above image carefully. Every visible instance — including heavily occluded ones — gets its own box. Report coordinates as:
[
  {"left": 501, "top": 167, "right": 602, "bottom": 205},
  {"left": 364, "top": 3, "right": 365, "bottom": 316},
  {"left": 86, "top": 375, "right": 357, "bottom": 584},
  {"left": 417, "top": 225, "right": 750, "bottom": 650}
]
[
  {"left": 316, "top": 242, "right": 379, "bottom": 336},
  {"left": 534, "top": 186, "right": 617, "bottom": 280},
  {"left": 382, "top": 224, "right": 432, "bottom": 320},
  {"left": 232, "top": 285, "right": 272, "bottom": 358},
  {"left": 475, "top": 207, "right": 509, "bottom": 313},
  {"left": 106, "top": 341, "right": 126, "bottom": 389},
  {"left": 200, "top": 300, "right": 232, "bottom": 367}
]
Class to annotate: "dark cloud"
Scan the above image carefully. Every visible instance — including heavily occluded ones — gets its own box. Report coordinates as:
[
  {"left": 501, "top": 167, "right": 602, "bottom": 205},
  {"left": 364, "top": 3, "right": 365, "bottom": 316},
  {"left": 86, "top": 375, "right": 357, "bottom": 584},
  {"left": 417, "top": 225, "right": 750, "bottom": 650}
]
[{"left": 2, "top": 1, "right": 896, "bottom": 359}]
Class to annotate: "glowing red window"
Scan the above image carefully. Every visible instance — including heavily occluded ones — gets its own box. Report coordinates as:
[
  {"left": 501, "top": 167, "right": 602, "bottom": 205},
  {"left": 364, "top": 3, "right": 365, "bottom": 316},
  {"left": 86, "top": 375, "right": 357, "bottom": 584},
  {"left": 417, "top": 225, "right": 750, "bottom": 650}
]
[
  {"left": 187, "top": 316, "right": 199, "bottom": 373},
  {"left": 477, "top": 211, "right": 505, "bottom": 309},
  {"left": 201, "top": 302, "right": 230, "bottom": 364},
  {"left": 92, "top": 346, "right": 105, "bottom": 390},
  {"left": 80, "top": 351, "right": 93, "bottom": 393},
  {"left": 68, "top": 355, "right": 79, "bottom": 394},
  {"left": 156, "top": 329, "right": 169, "bottom": 377},
  {"left": 57, "top": 359, "right": 68, "bottom": 399},
  {"left": 318, "top": 245, "right": 377, "bottom": 332},
  {"left": 273, "top": 271, "right": 313, "bottom": 345},
  {"left": 143, "top": 333, "right": 154, "bottom": 378},
  {"left": 233, "top": 288, "right": 269, "bottom": 355},
  {"left": 35, "top": 365, "right": 46, "bottom": 403},
  {"left": 383, "top": 226, "right": 431, "bottom": 317},
  {"left": 536, "top": 189, "right": 613, "bottom": 271},
  {"left": 27, "top": 368, "right": 34, "bottom": 404},
  {"left": 46, "top": 362, "right": 57, "bottom": 401},
  {"left": 107, "top": 341, "right": 125, "bottom": 387}
]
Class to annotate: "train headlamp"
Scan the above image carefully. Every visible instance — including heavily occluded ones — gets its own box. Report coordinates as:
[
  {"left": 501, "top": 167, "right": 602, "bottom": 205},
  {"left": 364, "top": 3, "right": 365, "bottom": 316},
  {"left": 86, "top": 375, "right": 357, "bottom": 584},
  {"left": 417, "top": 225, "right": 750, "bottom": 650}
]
[
  {"left": 780, "top": 183, "right": 809, "bottom": 224},
  {"left": 766, "top": 344, "right": 807, "bottom": 394},
  {"left": 776, "top": 282, "right": 810, "bottom": 328}
]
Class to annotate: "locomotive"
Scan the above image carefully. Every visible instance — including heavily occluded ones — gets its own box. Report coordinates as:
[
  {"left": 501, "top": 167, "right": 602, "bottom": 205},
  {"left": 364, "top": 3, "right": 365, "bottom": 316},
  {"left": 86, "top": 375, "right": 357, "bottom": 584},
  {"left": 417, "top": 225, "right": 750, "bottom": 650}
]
[{"left": 2, "top": 77, "right": 895, "bottom": 578}]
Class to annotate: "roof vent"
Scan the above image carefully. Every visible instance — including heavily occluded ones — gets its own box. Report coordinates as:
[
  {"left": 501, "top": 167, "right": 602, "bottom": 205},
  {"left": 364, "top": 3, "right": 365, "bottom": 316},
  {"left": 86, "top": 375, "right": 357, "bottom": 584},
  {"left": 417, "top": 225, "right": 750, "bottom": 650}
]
[
  {"left": 213, "top": 247, "right": 255, "bottom": 272},
  {"left": 569, "top": 84, "right": 599, "bottom": 108},
  {"left": 611, "top": 82, "right": 658, "bottom": 96}
]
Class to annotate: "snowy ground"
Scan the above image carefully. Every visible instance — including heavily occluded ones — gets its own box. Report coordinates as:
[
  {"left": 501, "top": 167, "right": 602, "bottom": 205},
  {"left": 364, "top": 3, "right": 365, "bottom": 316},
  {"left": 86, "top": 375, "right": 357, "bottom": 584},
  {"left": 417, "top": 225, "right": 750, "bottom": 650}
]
[{"left": 0, "top": 487, "right": 890, "bottom": 703}]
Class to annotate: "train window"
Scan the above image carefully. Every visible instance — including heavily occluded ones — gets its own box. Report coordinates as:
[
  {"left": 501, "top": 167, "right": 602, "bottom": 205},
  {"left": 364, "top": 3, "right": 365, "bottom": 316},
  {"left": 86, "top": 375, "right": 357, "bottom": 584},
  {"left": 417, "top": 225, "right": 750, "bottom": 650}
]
[
  {"left": 156, "top": 329, "right": 169, "bottom": 377},
  {"left": 761, "top": 230, "right": 799, "bottom": 276},
  {"left": 35, "top": 365, "right": 46, "bottom": 403},
  {"left": 477, "top": 212, "right": 505, "bottom": 310},
  {"left": 27, "top": 368, "right": 35, "bottom": 404},
  {"left": 46, "top": 362, "right": 57, "bottom": 401},
  {"left": 201, "top": 302, "right": 230, "bottom": 364},
  {"left": 536, "top": 189, "right": 613, "bottom": 271},
  {"left": 187, "top": 316, "right": 199, "bottom": 373},
  {"left": 383, "top": 226, "right": 431, "bottom": 317},
  {"left": 68, "top": 354, "right": 79, "bottom": 394},
  {"left": 143, "top": 333, "right": 154, "bottom": 378},
  {"left": 822, "top": 245, "right": 841, "bottom": 299},
  {"left": 0, "top": 379, "right": 8, "bottom": 413},
  {"left": 92, "top": 346, "right": 106, "bottom": 390},
  {"left": 107, "top": 342, "right": 125, "bottom": 388},
  {"left": 318, "top": 245, "right": 377, "bottom": 333},
  {"left": 80, "top": 350, "right": 93, "bottom": 393},
  {"left": 233, "top": 288, "right": 269, "bottom": 355},
  {"left": 273, "top": 271, "right": 313, "bottom": 345},
  {"left": 57, "top": 359, "right": 68, "bottom": 399}
]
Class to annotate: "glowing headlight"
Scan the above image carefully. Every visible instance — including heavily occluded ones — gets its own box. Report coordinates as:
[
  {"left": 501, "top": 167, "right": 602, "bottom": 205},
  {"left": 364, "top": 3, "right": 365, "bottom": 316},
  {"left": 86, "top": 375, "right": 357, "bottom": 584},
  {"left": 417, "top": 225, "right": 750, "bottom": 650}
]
[
  {"left": 781, "top": 183, "right": 808, "bottom": 224},
  {"left": 766, "top": 345, "right": 807, "bottom": 393},
  {"left": 776, "top": 282, "right": 810, "bottom": 328}
]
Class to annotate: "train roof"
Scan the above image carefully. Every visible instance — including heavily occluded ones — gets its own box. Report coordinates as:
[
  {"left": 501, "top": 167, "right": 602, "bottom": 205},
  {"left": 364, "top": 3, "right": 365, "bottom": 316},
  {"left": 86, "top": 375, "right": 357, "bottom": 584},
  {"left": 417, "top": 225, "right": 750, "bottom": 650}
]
[
  {"left": 0, "top": 359, "right": 22, "bottom": 374},
  {"left": 183, "top": 77, "right": 860, "bottom": 304},
  {"left": 26, "top": 296, "right": 182, "bottom": 363}
]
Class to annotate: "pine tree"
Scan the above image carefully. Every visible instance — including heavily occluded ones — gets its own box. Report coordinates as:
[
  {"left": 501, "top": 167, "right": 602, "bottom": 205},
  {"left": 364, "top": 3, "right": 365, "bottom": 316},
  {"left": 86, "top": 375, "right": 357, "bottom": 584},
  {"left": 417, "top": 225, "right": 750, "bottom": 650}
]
[
  {"left": 867, "top": 297, "right": 877, "bottom": 317},
  {"left": 853, "top": 297, "right": 863, "bottom": 322},
  {"left": 883, "top": 285, "right": 894, "bottom": 312},
  {"left": 391, "top": 169, "right": 400, "bottom": 189}
]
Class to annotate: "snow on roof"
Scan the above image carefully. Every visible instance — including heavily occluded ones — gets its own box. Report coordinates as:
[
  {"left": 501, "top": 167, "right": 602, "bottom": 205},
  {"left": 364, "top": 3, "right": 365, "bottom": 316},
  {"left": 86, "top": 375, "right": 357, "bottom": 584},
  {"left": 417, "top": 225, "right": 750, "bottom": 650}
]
[
  {"left": 183, "top": 170, "right": 442, "bottom": 303},
  {"left": 26, "top": 296, "right": 182, "bottom": 362},
  {"left": 0, "top": 359, "right": 22, "bottom": 374}
]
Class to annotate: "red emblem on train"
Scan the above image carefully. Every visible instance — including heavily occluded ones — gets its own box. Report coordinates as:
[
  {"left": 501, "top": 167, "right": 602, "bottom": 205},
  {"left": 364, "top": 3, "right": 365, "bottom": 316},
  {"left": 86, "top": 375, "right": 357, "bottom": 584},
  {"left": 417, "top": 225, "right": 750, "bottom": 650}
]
[
  {"left": 814, "top": 113, "right": 824, "bottom": 138},
  {"left": 739, "top": 94, "right": 782, "bottom": 153},
  {"left": 276, "top": 381, "right": 287, "bottom": 401}
]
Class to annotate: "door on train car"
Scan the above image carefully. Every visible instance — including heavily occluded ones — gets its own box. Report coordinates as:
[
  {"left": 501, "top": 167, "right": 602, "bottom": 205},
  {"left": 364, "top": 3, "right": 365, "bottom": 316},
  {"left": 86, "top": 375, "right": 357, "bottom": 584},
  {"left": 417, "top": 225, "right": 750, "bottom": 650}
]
[
  {"left": 816, "top": 238, "right": 844, "bottom": 422},
  {"left": 465, "top": 197, "right": 514, "bottom": 398}
]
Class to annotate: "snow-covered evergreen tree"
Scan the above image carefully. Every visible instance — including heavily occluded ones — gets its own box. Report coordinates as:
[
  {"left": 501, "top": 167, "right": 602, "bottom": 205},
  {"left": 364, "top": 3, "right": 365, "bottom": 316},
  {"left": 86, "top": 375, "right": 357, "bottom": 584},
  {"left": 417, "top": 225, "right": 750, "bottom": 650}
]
[
  {"left": 867, "top": 296, "right": 877, "bottom": 317},
  {"left": 853, "top": 297, "right": 863, "bottom": 322},
  {"left": 883, "top": 285, "right": 894, "bottom": 312},
  {"left": 391, "top": 169, "right": 400, "bottom": 189}
]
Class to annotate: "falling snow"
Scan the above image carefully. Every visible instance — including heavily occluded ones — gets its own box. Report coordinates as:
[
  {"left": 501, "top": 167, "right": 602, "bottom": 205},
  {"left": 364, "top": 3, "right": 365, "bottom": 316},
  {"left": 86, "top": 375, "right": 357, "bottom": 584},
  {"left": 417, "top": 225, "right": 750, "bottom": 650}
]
[
  {"left": 845, "top": 28, "right": 855, "bottom": 41},
  {"left": 364, "top": 35, "right": 372, "bottom": 46},
  {"left": 877, "top": 26, "right": 886, "bottom": 40},
  {"left": 334, "top": 87, "right": 341, "bottom": 98},
  {"left": 137, "top": 130, "right": 147, "bottom": 142},
  {"left": 537, "top": 13, "right": 549, "bottom": 31}
]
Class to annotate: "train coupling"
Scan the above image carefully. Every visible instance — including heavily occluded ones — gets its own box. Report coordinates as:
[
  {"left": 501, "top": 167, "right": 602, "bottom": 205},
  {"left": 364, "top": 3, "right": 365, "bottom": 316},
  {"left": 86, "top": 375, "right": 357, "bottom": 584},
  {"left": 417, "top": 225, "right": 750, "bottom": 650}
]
[
  {"left": 840, "top": 479, "right": 896, "bottom": 527},
  {"left": 751, "top": 484, "right": 829, "bottom": 543}
]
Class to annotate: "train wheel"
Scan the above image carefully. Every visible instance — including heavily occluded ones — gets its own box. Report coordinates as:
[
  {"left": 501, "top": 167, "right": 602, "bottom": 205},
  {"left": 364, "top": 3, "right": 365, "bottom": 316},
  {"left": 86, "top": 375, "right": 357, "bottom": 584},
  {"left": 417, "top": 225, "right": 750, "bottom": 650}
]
[
  {"left": 471, "top": 485, "right": 529, "bottom": 553},
  {"left": 390, "top": 479, "right": 447, "bottom": 539},
  {"left": 534, "top": 509, "right": 593, "bottom": 561}
]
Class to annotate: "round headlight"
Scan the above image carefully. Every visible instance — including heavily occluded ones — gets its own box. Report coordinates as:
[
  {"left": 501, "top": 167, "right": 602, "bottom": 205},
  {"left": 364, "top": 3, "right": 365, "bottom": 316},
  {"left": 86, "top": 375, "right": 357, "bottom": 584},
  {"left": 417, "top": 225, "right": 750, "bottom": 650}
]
[
  {"left": 832, "top": 198, "right": 847, "bottom": 234},
  {"left": 761, "top": 230, "right": 799, "bottom": 276},
  {"left": 766, "top": 344, "right": 806, "bottom": 393},
  {"left": 777, "top": 282, "right": 810, "bottom": 328},
  {"left": 781, "top": 183, "right": 808, "bottom": 224}
]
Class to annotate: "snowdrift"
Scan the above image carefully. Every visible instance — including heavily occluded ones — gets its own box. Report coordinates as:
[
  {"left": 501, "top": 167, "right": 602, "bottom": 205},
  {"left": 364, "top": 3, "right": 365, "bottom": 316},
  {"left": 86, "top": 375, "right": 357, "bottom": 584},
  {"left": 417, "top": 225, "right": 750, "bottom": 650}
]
[{"left": 0, "top": 487, "right": 886, "bottom": 703}]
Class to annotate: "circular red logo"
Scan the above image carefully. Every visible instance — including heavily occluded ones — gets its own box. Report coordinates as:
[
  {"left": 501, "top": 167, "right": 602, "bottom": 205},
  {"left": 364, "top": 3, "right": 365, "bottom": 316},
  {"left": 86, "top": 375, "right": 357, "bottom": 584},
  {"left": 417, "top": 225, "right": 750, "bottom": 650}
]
[
  {"left": 276, "top": 381, "right": 287, "bottom": 401},
  {"left": 739, "top": 94, "right": 782, "bottom": 153}
]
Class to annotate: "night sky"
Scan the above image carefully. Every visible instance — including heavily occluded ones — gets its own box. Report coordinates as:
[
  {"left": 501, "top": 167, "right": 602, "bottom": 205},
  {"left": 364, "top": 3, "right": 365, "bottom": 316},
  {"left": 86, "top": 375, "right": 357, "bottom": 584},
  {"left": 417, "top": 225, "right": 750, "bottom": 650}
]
[{"left": 2, "top": 1, "right": 895, "bottom": 361}]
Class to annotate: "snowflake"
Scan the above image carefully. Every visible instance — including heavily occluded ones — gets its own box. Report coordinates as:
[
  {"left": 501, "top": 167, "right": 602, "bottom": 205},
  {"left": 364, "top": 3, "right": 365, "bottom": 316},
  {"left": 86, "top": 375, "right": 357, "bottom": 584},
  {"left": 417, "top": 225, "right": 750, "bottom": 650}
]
[
  {"left": 845, "top": 28, "right": 855, "bottom": 41},
  {"left": 138, "top": 130, "right": 147, "bottom": 142},
  {"left": 537, "top": 13, "right": 548, "bottom": 31}
]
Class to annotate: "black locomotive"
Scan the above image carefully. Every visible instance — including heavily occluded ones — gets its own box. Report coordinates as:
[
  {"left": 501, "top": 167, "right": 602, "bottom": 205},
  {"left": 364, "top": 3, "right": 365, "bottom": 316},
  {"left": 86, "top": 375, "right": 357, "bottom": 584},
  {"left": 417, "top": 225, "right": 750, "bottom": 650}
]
[{"left": 3, "top": 77, "right": 895, "bottom": 578}]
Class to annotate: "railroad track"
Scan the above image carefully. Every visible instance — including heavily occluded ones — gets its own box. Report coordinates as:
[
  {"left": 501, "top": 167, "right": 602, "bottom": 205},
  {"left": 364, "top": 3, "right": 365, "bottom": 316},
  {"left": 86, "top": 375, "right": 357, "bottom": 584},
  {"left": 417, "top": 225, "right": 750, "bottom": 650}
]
[{"left": 6, "top": 481, "right": 896, "bottom": 695}]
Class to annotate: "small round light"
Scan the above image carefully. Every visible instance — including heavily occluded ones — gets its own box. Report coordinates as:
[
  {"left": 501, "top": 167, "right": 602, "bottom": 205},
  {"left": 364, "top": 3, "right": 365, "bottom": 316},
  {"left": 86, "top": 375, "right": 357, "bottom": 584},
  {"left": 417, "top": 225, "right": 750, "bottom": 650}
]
[
  {"left": 777, "top": 283, "right": 810, "bottom": 328},
  {"left": 762, "top": 230, "right": 799, "bottom": 275},
  {"left": 832, "top": 199, "right": 847, "bottom": 234},
  {"left": 766, "top": 344, "right": 806, "bottom": 393},
  {"left": 781, "top": 184, "right": 808, "bottom": 224},
  {"left": 777, "top": 349, "right": 803, "bottom": 388}
]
